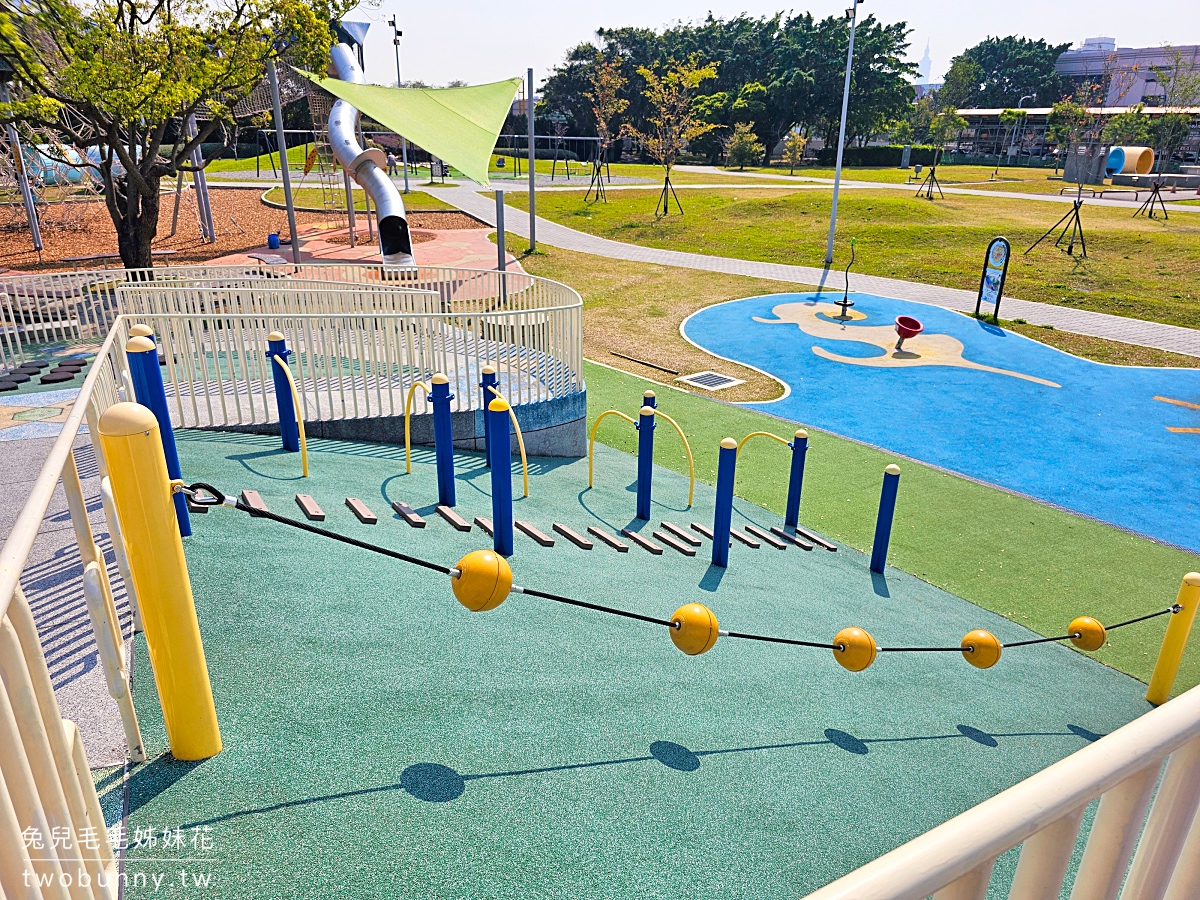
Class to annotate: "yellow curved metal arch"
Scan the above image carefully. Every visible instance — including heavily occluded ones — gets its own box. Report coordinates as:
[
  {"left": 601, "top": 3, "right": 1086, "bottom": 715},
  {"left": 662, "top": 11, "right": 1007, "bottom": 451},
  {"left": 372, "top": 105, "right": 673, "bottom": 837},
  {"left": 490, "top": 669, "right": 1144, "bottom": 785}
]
[
  {"left": 588, "top": 409, "right": 636, "bottom": 488},
  {"left": 655, "top": 411, "right": 695, "bottom": 507},
  {"left": 403, "top": 381, "right": 432, "bottom": 474},
  {"left": 272, "top": 354, "right": 308, "bottom": 478},
  {"left": 487, "top": 385, "right": 530, "bottom": 498},
  {"left": 733, "top": 430, "right": 790, "bottom": 495}
]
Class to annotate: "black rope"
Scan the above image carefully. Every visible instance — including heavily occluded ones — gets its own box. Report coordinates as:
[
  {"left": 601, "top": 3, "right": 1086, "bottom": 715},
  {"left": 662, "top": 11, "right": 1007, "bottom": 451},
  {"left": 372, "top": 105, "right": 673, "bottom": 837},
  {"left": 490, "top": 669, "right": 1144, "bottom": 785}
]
[
  {"left": 1108, "top": 607, "right": 1179, "bottom": 631},
  {"left": 879, "top": 645, "right": 969, "bottom": 653},
  {"left": 1003, "top": 634, "right": 1075, "bottom": 649},
  {"left": 234, "top": 500, "right": 452, "bottom": 576},
  {"left": 725, "top": 631, "right": 837, "bottom": 650},
  {"left": 518, "top": 586, "right": 676, "bottom": 629}
]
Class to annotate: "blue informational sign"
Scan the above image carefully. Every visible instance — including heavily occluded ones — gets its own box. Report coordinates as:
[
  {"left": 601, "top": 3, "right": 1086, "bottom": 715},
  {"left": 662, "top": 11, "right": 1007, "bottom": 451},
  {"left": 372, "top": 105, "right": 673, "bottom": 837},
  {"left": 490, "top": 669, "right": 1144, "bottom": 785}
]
[{"left": 975, "top": 236, "right": 1011, "bottom": 322}]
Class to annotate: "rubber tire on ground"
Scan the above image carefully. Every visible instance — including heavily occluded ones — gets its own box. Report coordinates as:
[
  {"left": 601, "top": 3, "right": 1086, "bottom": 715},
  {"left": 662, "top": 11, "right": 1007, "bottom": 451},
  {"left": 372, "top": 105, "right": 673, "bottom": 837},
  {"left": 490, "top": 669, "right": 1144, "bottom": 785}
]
[
  {"left": 16, "top": 365, "right": 42, "bottom": 374},
  {"left": 24, "top": 359, "right": 50, "bottom": 368},
  {"left": 0, "top": 380, "right": 18, "bottom": 392},
  {"left": 40, "top": 372, "right": 76, "bottom": 384},
  {"left": 50, "top": 366, "right": 82, "bottom": 375},
  {"left": 3, "top": 372, "right": 30, "bottom": 384}
]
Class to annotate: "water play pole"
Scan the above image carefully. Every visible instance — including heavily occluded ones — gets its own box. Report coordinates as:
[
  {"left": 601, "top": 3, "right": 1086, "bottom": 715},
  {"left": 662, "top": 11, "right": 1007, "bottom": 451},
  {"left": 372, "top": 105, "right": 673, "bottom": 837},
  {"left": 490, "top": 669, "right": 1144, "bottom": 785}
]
[
  {"left": 785, "top": 429, "right": 808, "bottom": 528},
  {"left": 870, "top": 464, "right": 900, "bottom": 574},
  {"left": 712, "top": 438, "right": 737, "bottom": 568},
  {"left": 431, "top": 373, "right": 456, "bottom": 507},
  {"left": 488, "top": 397, "right": 515, "bottom": 556},
  {"left": 480, "top": 365, "right": 499, "bottom": 466},
  {"left": 636, "top": 405, "right": 656, "bottom": 520},
  {"left": 267, "top": 331, "right": 299, "bottom": 453},
  {"left": 126, "top": 335, "right": 191, "bottom": 537}
]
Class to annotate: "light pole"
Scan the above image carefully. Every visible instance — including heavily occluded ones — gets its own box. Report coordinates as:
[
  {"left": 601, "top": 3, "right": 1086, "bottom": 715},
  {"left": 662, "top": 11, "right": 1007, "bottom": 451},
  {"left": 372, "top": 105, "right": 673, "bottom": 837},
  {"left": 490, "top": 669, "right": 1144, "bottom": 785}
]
[
  {"left": 824, "top": 0, "right": 863, "bottom": 266},
  {"left": 388, "top": 15, "right": 410, "bottom": 194}
]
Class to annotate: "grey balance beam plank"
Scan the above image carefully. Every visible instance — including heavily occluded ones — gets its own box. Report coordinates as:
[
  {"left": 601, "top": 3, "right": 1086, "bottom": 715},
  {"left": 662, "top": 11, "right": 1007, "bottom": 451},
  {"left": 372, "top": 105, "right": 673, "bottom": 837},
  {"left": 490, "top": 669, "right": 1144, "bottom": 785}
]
[
  {"left": 474, "top": 516, "right": 494, "bottom": 536},
  {"left": 552, "top": 523, "right": 594, "bottom": 550},
  {"left": 771, "top": 526, "right": 813, "bottom": 550},
  {"left": 240, "top": 490, "right": 269, "bottom": 513},
  {"left": 437, "top": 506, "right": 472, "bottom": 532},
  {"left": 654, "top": 530, "right": 697, "bottom": 557},
  {"left": 391, "top": 501, "right": 426, "bottom": 528},
  {"left": 745, "top": 524, "right": 787, "bottom": 550},
  {"left": 587, "top": 526, "right": 629, "bottom": 552},
  {"left": 295, "top": 494, "right": 325, "bottom": 521},
  {"left": 185, "top": 496, "right": 209, "bottom": 514},
  {"left": 515, "top": 521, "right": 555, "bottom": 547},
  {"left": 793, "top": 525, "right": 837, "bottom": 551},
  {"left": 660, "top": 521, "right": 701, "bottom": 547},
  {"left": 621, "top": 528, "right": 664, "bottom": 555},
  {"left": 346, "top": 498, "right": 378, "bottom": 524}
]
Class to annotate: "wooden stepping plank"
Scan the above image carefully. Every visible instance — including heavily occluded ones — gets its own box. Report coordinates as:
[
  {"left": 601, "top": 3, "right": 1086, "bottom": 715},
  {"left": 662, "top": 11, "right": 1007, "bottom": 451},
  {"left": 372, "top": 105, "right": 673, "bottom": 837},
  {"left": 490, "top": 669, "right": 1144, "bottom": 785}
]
[
  {"left": 515, "top": 520, "right": 555, "bottom": 547},
  {"left": 474, "top": 516, "right": 494, "bottom": 536},
  {"left": 621, "top": 528, "right": 664, "bottom": 555},
  {"left": 391, "top": 501, "right": 426, "bottom": 528},
  {"left": 793, "top": 525, "right": 837, "bottom": 551},
  {"left": 730, "top": 528, "right": 760, "bottom": 549},
  {"left": 688, "top": 522, "right": 733, "bottom": 548},
  {"left": 437, "top": 506, "right": 472, "bottom": 532},
  {"left": 240, "top": 489, "right": 269, "bottom": 513},
  {"left": 745, "top": 524, "right": 787, "bottom": 549},
  {"left": 553, "top": 523, "right": 593, "bottom": 549},
  {"left": 654, "top": 530, "right": 696, "bottom": 557},
  {"left": 295, "top": 494, "right": 325, "bottom": 521},
  {"left": 587, "top": 526, "right": 628, "bottom": 552},
  {"left": 771, "top": 526, "right": 813, "bottom": 550},
  {"left": 660, "top": 521, "right": 701, "bottom": 546},
  {"left": 346, "top": 498, "right": 377, "bottom": 524}
]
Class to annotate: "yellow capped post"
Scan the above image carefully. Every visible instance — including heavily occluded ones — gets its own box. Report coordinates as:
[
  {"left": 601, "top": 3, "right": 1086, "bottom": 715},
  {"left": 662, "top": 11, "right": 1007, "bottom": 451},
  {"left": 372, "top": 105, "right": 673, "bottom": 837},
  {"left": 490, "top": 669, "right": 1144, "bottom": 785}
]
[
  {"left": 98, "top": 402, "right": 221, "bottom": 760},
  {"left": 1146, "top": 573, "right": 1200, "bottom": 706}
]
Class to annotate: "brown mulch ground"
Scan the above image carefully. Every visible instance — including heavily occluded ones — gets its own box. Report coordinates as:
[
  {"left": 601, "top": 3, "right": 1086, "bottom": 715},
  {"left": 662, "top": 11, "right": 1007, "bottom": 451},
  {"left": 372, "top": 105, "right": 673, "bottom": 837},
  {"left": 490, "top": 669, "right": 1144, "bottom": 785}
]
[{"left": 0, "top": 189, "right": 482, "bottom": 272}]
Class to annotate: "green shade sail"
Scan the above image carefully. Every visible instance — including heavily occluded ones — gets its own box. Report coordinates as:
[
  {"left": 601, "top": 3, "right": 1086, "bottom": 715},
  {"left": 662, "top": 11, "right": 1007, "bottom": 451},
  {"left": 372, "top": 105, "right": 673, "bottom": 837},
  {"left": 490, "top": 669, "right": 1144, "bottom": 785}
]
[{"left": 299, "top": 72, "right": 520, "bottom": 186}]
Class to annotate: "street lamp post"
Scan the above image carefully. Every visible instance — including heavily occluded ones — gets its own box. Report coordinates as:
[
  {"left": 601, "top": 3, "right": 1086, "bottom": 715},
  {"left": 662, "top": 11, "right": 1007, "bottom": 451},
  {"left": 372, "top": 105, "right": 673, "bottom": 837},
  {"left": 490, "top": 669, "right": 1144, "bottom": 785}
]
[
  {"left": 824, "top": 0, "right": 863, "bottom": 266},
  {"left": 388, "top": 15, "right": 410, "bottom": 194}
]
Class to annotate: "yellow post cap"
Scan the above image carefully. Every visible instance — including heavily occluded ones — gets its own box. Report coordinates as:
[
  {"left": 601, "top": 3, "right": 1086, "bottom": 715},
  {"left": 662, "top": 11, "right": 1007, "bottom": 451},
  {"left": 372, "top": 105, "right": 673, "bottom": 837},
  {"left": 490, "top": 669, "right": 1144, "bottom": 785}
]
[
  {"left": 432, "top": 373, "right": 449, "bottom": 385},
  {"left": 1069, "top": 616, "right": 1106, "bottom": 652},
  {"left": 643, "top": 390, "right": 656, "bottom": 399},
  {"left": 670, "top": 603, "right": 719, "bottom": 655},
  {"left": 125, "top": 336, "right": 156, "bottom": 354},
  {"left": 961, "top": 629, "right": 1002, "bottom": 669},
  {"left": 639, "top": 405, "right": 656, "bottom": 417},
  {"left": 268, "top": 331, "right": 284, "bottom": 342},
  {"left": 1185, "top": 573, "right": 1200, "bottom": 588},
  {"left": 488, "top": 397, "right": 511, "bottom": 413},
  {"left": 885, "top": 464, "right": 901, "bottom": 476},
  {"left": 98, "top": 401, "right": 158, "bottom": 438},
  {"left": 451, "top": 550, "right": 513, "bottom": 612},
  {"left": 833, "top": 627, "right": 877, "bottom": 671},
  {"left": 794, "top": 429, "right": 808, "bottom": 439},
  {"left": 482, "top": 365, "right": 497, "bottom": 375},
  {"left": 720, "top": 437, "right": 737, "bottom": 450},
  {"left": 129, "top": 324, "right": 153, "bottom": 337}
]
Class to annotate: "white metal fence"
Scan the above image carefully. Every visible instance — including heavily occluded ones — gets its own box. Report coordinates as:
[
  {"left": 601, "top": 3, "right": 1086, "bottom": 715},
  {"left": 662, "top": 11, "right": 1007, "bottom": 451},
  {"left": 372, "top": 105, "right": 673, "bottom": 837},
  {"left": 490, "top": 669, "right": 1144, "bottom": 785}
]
[{"left": 2, "top": 265, "right": 584, "bottom": 417}]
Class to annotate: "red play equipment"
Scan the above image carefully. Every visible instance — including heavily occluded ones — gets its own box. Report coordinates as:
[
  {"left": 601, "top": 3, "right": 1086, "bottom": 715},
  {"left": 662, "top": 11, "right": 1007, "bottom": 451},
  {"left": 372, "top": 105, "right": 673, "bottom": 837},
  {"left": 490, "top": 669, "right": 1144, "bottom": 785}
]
[{"left": 894, "top": 315, "right": 924, "bottom": 351}]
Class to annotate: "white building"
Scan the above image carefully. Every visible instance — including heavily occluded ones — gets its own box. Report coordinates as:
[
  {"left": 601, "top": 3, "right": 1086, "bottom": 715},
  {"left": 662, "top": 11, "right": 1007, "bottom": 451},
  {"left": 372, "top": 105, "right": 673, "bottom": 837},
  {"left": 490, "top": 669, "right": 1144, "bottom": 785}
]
[{"left": 1055, "top": 38, "right": 1200, "bottom": 106}]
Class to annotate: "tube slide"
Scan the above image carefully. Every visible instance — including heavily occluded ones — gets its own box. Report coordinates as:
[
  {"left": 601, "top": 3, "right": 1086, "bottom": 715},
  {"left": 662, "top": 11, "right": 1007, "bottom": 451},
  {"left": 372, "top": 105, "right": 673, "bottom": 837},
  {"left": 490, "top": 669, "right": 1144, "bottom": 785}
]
[
  {"left": 327, "top": 43, "right": 415, "bottom": 267},
  {"left": 1105, "top": 146, "right": 1155, "bottom": 177}
]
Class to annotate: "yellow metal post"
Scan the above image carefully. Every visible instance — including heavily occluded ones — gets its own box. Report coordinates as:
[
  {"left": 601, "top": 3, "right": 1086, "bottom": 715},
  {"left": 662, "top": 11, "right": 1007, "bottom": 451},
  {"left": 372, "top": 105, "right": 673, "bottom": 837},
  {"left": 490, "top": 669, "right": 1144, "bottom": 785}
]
[
  {"left": 1146, "top": 573, "right": 1200, "bottom": 706},
  {"left": 97, "top": 402, "right": 221, "bottom": 759}
]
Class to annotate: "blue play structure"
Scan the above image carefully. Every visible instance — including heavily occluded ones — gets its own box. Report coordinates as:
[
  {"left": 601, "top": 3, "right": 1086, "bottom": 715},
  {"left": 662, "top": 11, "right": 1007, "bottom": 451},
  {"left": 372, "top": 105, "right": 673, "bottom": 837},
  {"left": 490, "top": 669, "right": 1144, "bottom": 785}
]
[{"left": 682, "top": 292, "right": 1200, "bottom": 552}]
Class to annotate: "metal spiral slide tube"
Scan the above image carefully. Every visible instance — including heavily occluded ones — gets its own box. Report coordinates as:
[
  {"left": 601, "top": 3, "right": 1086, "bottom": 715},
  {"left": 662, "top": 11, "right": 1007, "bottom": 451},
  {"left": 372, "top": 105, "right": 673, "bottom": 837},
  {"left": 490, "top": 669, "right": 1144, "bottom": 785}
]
[{"left": 327, "top": 43, "right": 415, "bottom": 267}]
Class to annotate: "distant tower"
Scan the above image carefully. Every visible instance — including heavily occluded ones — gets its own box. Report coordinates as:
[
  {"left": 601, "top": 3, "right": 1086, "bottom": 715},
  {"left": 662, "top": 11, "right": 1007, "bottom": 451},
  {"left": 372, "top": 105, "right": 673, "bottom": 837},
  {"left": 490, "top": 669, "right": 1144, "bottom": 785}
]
[{"left": 918, "top": 41, "right": 932, "bottom": 82}]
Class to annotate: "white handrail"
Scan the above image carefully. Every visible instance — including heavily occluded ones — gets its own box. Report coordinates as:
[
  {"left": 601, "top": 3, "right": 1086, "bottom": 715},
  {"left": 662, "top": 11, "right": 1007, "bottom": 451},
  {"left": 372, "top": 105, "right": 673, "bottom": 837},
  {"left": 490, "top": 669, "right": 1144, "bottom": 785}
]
[{"left": 802, "top": 683, "right": 1200, "bottom": 899}]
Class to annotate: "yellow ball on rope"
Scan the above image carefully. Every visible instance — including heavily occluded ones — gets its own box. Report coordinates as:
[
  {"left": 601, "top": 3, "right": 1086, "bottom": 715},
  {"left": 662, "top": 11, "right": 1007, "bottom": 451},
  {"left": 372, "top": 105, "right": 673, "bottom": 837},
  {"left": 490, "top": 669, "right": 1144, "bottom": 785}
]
[
  {"left": 1069, "top": 616, "right": 1106, "bottom": 651},
  {"left": 961, "top": 629, "right": 1002, "bottom": 669},
  {"left": 832, "top": 627, "right": 877, "bottom": 672},
  {"left": 451, "top": 550, "right": 513, "bottom": 612},
  {"left": 670, "top": 603, "right": 720, "bottom": 655}
]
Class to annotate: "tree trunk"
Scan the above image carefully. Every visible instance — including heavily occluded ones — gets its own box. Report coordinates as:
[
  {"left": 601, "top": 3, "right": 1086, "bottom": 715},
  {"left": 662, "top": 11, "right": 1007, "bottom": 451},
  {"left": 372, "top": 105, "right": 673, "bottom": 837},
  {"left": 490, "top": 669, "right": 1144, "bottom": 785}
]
[{"left": 110, "top": 173, "right": 163, "bottom": 270}]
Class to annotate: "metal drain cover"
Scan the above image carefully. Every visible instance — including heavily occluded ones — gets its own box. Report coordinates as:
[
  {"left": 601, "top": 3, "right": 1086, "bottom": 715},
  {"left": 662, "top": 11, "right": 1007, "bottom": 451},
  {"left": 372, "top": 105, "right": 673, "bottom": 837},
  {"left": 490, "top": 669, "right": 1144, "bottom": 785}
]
[{"left": 676, "top": 370, "right": 745, "bottom": 391}]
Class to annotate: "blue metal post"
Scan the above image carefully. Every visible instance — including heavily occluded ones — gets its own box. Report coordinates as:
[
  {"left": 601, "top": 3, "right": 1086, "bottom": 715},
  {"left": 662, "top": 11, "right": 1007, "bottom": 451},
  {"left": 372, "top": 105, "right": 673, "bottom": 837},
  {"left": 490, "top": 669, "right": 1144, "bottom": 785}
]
[
  {"left": 870, "top": 464, "right": 901, "bottom": 574},
  {"left": 785, "top": 428, "right": 809, "bottom": 528},
  {"left": 711, "top": 438, "right": 737, "bottom": 568},
  {"left": 266, "top": 331, "right": 299, "bottom": 453},
  {"left": 126, "top": 335, "right": 191, "bottom": 537},
  {"left": 430, "top": 373, "right": 456, "bottom": 507},
  {"left": 480, "top": 365, "right": 499, "bottom": 468},
  {"left": 487, "top": 398, "right": 514, "bottom": 556},
  {"left": 635, "top": 405, "right": 656, "bottom": 520}
]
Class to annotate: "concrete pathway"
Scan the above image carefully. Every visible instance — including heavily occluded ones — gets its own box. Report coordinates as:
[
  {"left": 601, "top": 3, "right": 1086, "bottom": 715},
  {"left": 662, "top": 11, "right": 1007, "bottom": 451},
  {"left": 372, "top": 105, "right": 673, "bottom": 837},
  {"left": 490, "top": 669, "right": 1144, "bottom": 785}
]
[{"left": 440, "top": 185, "right": 1200, "bottom": 359}]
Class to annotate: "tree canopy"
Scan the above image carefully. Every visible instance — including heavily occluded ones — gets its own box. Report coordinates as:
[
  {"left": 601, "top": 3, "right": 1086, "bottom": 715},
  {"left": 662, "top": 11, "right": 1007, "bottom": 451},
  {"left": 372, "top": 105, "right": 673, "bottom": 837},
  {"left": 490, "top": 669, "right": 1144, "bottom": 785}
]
[{"left": 949, "top": 36, "right": 1071, "bottom": 108}]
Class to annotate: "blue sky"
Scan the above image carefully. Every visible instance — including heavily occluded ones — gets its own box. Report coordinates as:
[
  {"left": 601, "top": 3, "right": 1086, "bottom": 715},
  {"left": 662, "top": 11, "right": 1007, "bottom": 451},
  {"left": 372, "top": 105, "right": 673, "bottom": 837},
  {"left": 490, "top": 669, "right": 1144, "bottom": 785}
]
[{"left": 346, "top": 0, "right": 1198, "bottom": 89}]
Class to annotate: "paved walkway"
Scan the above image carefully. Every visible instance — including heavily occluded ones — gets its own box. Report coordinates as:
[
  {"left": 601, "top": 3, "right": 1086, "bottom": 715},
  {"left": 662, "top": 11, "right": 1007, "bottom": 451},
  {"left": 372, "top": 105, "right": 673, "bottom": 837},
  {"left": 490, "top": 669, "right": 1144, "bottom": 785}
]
[{"left": 441, "top": 185, "right": 1200, "bottom": 359}]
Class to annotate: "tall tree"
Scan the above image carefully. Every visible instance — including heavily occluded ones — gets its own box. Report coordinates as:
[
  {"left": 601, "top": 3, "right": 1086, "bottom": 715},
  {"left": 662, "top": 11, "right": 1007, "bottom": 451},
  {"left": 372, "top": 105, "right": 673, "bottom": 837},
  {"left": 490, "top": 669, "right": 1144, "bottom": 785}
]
[
  {"left": 584, "top": 57, "right": 627, "bottom": 201},
  {"left": 725, "top": 121, "right": 764, "bottom": 169},
  {"left": 0, "top": 0, "right": 345, "bottom": 268},
  {"left": 956, "top": 36, "right": 1071, "bottom": 108}
]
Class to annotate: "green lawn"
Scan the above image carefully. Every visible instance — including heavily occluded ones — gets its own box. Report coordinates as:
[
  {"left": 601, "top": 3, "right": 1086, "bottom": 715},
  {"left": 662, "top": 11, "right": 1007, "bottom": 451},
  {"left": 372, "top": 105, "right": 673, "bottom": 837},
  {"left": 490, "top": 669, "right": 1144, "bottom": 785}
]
[
  {"left": 206, "top": 144, "right": 312, "bottom": 173},
  {"left": 262, "top": 186, "right": 456, "bottom": 211},
  {"left": 507, "top": 187, "right": 1200, "bottom": 329},
  {"left": 586, "top": 360, "right": 1200, "bottom": 696}
]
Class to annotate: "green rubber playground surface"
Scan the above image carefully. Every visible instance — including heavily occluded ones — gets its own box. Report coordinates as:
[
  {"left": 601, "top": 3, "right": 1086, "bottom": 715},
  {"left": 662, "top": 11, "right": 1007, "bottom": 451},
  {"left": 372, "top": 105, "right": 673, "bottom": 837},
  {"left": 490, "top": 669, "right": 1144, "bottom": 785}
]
[{"left": 117, "top": 429, "right": 1154, "bottom": 898}]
